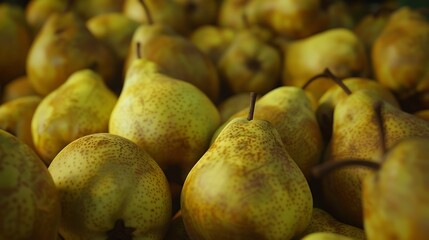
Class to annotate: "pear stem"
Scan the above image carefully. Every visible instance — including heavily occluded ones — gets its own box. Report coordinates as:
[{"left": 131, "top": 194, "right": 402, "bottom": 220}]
[
  {"left": 302, "top": 68, "right": 352, "bottom": 95},
  {"left": 373, "top": 101, "right": 387, "bottom": 155},
  {"left": 139, "top": 0, "right": 153, "bottom": 25},
  {"left": 136, "top": 42, "right": 142, "bottom": 59},
  {"left": 247, "top": 92, "right": 257, "bottom": 121},
  {"left": 311, "top": 159, "right": 381, "bottom": 180}
]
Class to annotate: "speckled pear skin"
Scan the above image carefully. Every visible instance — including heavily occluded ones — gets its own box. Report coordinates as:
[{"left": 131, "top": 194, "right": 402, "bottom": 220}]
[
  {"left": 0, "top": 129, "right": 61, "bottom": 240},
  {"left": 181, "top": 117, "right": 313, "bottom": 240},
  {"left": 298, "top": 208, "right": 366, "bottom": 240},
  {"left": 109, "top": 59, "right": 221, "bottom": 182},
  {"left": 322, "top": 90, "right": 429, "bottom": 228},
  {"left": 48, "top": 133, "right": 172, "bottom": 240},
  {"left": 31, "top": 69, "right": 118, "bottom": 166},
  {"left": 363, "top": 137, "right": 429, "bottom": 240}
]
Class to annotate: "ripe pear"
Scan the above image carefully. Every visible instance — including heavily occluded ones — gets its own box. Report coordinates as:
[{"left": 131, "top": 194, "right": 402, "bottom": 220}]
[
  {"left": 0, "top": 3, "right": 33, "bottom": 85},
  {"left": 0, "top": 95, "right": 42, "bottom": 151},
  {"left": 321, "top": 90, "right": 429, "bottom": 227},
  {"left": 73, "top": 0, "right": 125, "bottom": 20},
  {"left": 26, "top": 9, "right": 119, "bottom": 96},
  {"left": 173, "top": 0, "right": 219, "bottom": 33},
  {"left": 217, "top": 27, "right": 282, "bottom": 95},
  {"left": 124, "top": 20, "right": 220, "bottom": 103},
  {"left": 372, "top": 6, "right": 429, "bottom": 112},
  {"left": 181, "top": 93, "right": 313, "bottom": 240},
  {"left": 109, "top": 59, "right": 221, "bottom": 182},
  {"left": 48, "top": 133, "right": 172, "bottom": 239},
  {"left": 1, "top": 75, "right": 39, "bottom": 103},
  {"left": 217, "top": 0, "right": 254, "bottom": 29},
  {"left": 301, "top": 232, "right": 355, "bottom": 240},
  {"left": 0, "top": 129, "right": 61, "bottom": 240},
  {"left": 213, "top": 86, "right": 323, "bottom": 180},
  {"left": 25, "top": 0, "right": 68, "bottom": 33},
  {"left": 282, "top": 28, "right": 369, "bottom": 100},
  {"left": 31, "top": 69, "right": 118, "bottom": 165},
  {"left": 363, "top": 136, "right": 429, "bottom": 240},
  {"left": 298, "top": 208, "right": 366, "bottom": 240},
  {"left": 189, "top": 24, "right": 236, "bottom": 64}
]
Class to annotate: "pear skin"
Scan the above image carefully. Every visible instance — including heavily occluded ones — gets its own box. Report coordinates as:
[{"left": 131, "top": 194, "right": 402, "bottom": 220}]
[
  {"left": 301, "top": 232, "right": 355, "bottom": 240},
  {"left": 0, "top": 129, "right": 61, "bottom": 240},
  {"left": 48, "top": 133, "right": 172, "bottom": 239},
  {"left": 31, "top": 69, "right": 118, "bottom": 165},
  {"left": 181, "top": 114, "right": 313, "bottom": 240},
  {"left": 1, "top": 75, "right": 39, "bottom": 103},
  {"left": 25, "top": 0, "right": 67, "bottom": 34}
]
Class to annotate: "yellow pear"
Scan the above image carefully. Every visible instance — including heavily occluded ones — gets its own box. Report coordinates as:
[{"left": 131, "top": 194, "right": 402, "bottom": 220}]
[
  {"left": 283, "top": 28, "right": 369, "bottom": 100},
  {"left": 73, "top": 0, "right": 125, "bottom": 20},
  {"left": 181, "top": 93, "right": 313, "bottom": 239},
  {"left": 109, "top": 58, "right": 220, "bottom": 182},
  {"left": 31, "top": 69, "right": 118, "bottom": 165},
  {"left": 298, "top": 208, "right": 366, "bottom": 240},
  {"left": 213, "top": 86, "right": 323, "bottom": 179},
  {"left": 0, "top": 129, "right": 61, "bottom": 240},
  {"left": 0, "top": 3, "right": 33, "bottom": 85},
  {"left": 217, "top": 0, "right": 254, "bottom": 29},
  {"left": 1, "top": 75, "right": 39, "bottom": 103},
  {"left": 26, "top": 9, "right": 119, "bottom": 96},
  {"left": 48, "top": 133, "right": 172, "bottom": 239},
  {"left": 0, "top": 95, "right": 42, "bottom": 151},
  {"left": 301, "top": 232, "right": 355, "bottom": 240},
  {"left": 25, "top": 0, "right": 67, "bottom": 34}
]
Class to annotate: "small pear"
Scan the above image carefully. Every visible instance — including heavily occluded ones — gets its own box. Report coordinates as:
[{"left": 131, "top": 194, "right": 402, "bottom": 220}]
[
  {"left": 301, "top": 232, "right": 354, "bottom": 240},
  {"left": 1, "top": 75, "right": 39, "bottom": 103},
  {"left": 0, "top": 3, "right": 33, "bottom": 85},
  {"left": 181, "top": 93, "right": 313, "bottom": 240},
  {"left": 363, "top": 136, "right": 429, "bottom": 240},
  {"left": 282, "top": 28, "right": 369, "bottom": 100},
  {"left": 31, "top": 69, "right": 118, "bottom": 165},
  {"left": 26, "top": 9, "right": 119, "bottom": 96},
  {"left": 0, "top": 129, "right": 61, "bottom": 240},
  {"left": 110, "top": 58, "right": 220, "bottom": 182},
  {"left": 298, "top": 208, "right": 366, "bottom": 240},
  {"left": 0, "top": 95, "right": 42, "bottom": 151},
  {"left": 25, "top": 0, "right": 68, "bottom": 34},
  {"left": 48, "top": 133, "right": 172, "bottom": 239}
]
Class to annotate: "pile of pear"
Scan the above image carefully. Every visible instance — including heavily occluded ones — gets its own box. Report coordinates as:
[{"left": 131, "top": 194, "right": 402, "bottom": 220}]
[{"left": 1, "top": 0, "right": 429, "bottom": 239}]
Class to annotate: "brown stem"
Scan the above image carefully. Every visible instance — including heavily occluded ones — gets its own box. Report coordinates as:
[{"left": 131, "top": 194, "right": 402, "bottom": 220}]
[
  {"left": 136, "top": 42, "right": 142, "bottom": 59},
  {"left": 139, "top": 0, "right": 153, "bottom": 25},
  {"left": 373, "top": 101, "right": 387, "bottom": 155},
  {"left": 302, "top": 68, "right": 352, "bottom": 95},
  {"left": 247, "top": 92, "right": 257, "bottom": 121},
  {"left": 312, "top": 159, "right": 381, "bottom": 180}
]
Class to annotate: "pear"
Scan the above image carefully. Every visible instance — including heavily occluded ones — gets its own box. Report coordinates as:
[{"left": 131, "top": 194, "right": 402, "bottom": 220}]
[
  {"left": 48, "top": 133, "right": 172, "bottom": 239},
  {"left": 31, "top": 69, "right": 118, "bottom": 165},
  {"left": 300, "top": 232, "right": 355, "bottom": 240},
  {"left": 298, "top": 208, "right": 366, "bottom": 240},
  {"left": 109, "top": 58, "right": 220, "bottom": 183},
  {"left": 26, "top": 9, "right": 119, "bottom": 96},
  {"left": 282, "top": 28, "right": 369, "bottom": 100},
  {"left": 0, "top": 95, "right": 42, "bottom": 151},
  {"left": 326, "top": 0, "right": 355, "bottom": 29},
  {"left": 217, "top": 26, "right": 282, "bottom": 95},
  {"left": 25, "top": 0, "right": 68, "bottom": 34},
  {"left": 0, "top": 3, "right": 33, "bottom": 86},
  {"left": 0, "top": 129, "right": 61, "bottom": 240},
  {"left": 173, "top": 0, "right": 219, "bottom": 34},
  {"left": 86, "top": 12, "right": 140, "bottom": 62},
  {"left": 363, "top": 136, "right": 429, "bottom": 240},
  {"left": 320, "top": 90, "right": 429, "bottom": 227},
  {"left": 124, "top": 10, "right": 220, "bottom": 103},
  {"left": 73, "top": 0, "right": 125, "bottom": 20},
  {"left": 213, "top": 86, "right": 323, "bottom": 180},
  {"left": 1, "top": 75, "right": 39, "bottom": 103},
  {"left": 189, "top": 24, "right": 236, "bottom": 65},
  {"left": 217, "top": 0, "right": 254, "bottom": 29},
  {"left": 372, "top": 6, "right": 429, "bottom": 112},
  {"left": 217, "top": 92, "right": 255, "bottom": 124},
  {"left": 181, "top": 93, "right": 313, "bottom": 240}
]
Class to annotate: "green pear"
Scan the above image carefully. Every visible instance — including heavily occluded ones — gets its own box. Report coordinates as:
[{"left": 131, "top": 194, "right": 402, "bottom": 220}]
[
  {"left": 181, "top": 93, "right": 313, "bottom": 240},
  {"left": 109, "top": 58, "right": 220, "bottom": 182},
  {"left": 0, "top": 3, "right": 33, "bottom": 86},
  {"left": 298, "top": 208, "right": 366, "bottom": 240},
  {"left": 48, "top": 133, "right": 172, "bottom": 239},
  {"left": 213, "top": 86, "right": 323, "bottom": 180},
  {"left": 300, "top": 232, "right": 355, "bottom": 240},
  {"left": 363, "top": 136, "right": 429, "bottom": 240},
  {"left": 217, "top": 27, "right": 282, "bottom": 95},
  {"left": 0, "top": 129, "right": 61, "bottom": 240},
  {"left": 124, "top": 16, "right": 220, "bottom": 103},
  {"left": 283, "top": 28, "right": 369, "bottom": 100},
  {"left": 321, "top": 90, "right": 429, "bottom": 227},
  {"left": 1, "top": 75, "right": 39, "bottom": 103},
  {"left": 31, "top": 69, "right": 118, "bottom": 165},
  {"left": 26, "top": 9, "right": 119, "bottom": 96},
  {"left": 0, "top": 95, "right": 42, "bottom": 151},
  {"left": 372, "top": 6, "right": 429, "bottom": 112}
]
